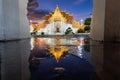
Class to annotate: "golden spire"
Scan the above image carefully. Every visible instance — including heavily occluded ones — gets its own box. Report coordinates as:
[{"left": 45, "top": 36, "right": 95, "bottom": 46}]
[
  {"left": 48, "top": 5, "right": 67, "bottom": 23},
  {"left": 55, "top": 5, "right": 60, "bottom": 12}
]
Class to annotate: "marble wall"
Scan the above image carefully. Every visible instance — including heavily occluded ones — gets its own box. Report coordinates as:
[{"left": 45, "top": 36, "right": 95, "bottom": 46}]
[
  {"left": 90, "top": 0, "right": 106, "bottom": 41},
  {"left": 91, "top": 0, "right": 120, "bottom": 41},
  {"left": 0, "top": 0, "right": 30, "bottom": 41},
  {"left": 90, "top": 40, "right": 120, "bottom": 80},
  {"left": 0, "top": 0, "right": 4, "bottom": 40},
  {"left": 104, "top": 0, "right": 120, "bottom": 41},
  {"left": 0, "top": 39, "right": 30, "bottom": 80}
]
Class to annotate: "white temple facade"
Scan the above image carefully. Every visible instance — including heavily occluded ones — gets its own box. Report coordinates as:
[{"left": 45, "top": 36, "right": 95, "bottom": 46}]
[
  {"left": 37, "top": 6, "right": 78, "bottom": 35},
  {"left": 40, "top": 21, "right": 77, "bottom": 35}
]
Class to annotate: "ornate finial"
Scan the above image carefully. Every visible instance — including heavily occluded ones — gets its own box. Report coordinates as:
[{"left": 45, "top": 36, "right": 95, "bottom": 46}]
[
  {"left": 56, "top": 4, "right": 59, "bottom": 9},
  {"left": 55, "top": 5, "right": 60, "bottom": 11}
]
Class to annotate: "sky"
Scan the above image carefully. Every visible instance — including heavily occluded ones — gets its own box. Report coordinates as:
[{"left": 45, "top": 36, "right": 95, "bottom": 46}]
[{"left": 27, "top": 0, "right": 93, "bottom": 22}]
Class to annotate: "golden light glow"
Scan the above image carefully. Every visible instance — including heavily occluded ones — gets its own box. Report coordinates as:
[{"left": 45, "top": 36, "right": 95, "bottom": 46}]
[
  {"left": 72, "top": 21, "right": 85, "bottom": 30},
  {"left": 33, "top": 38, "right": 45, "bottom": 49},
  {"left": 45, "top": 6, "right": 73, "bottom": 24},
  {"left": 79, "top": 24, "right": 86, "bottom": 30},
  {"left": 73, "top": 39, "right": 85, "bottom": 45},
  {"left": 48, "top": 6, "right": 67, "bottom": 23},
  {"left": 81, "top": 40, "right": 85, "bottom": 45},
  {"left": 73, "top": 40, "right": 81, "bottom": 45},
  {"left": 30, "top": 24, "right": 40, "bottom": 30},
  {"left": 48, "top": 37, "right": 68, "bottom": 62},
  {"left": 48, "top": 46, "right": 68, "bottom": 62},
  {"left": 38, "top": 22, "right": 46, "bottom": 28},
  {"left": 30, "top": 24, "right": 34, "bottom": 32}
]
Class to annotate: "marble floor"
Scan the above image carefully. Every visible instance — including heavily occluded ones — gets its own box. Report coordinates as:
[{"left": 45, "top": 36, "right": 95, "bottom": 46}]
[{"left": 0, "top": 37, "right": 120, "bottom": 80}]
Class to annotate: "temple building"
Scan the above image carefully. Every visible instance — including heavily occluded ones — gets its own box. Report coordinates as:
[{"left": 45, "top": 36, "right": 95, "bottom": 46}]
[{"left": 30, "top": 6, "right": 84, "bottom": 35}]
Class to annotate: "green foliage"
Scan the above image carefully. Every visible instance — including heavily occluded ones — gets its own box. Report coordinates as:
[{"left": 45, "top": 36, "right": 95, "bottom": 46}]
[
  {"left": 84, "top": 45, "right": 90, "bottom": 52},
  {"left": 65, "top": 27, "right": 74, "bottom": 35},
  {"left": 84, "top": 39, "right": 90, "bottom": 44},
  {"left": 84, "top": 39, "right": 90, "bottom": 52},
  {"left": 77, "top": 29, "right": 84, "bottom": 33},
  {"left": 84, "top": 25, "right": 91, "bottom": 33},
  {"left": 84, "top": 18, "right": 91, "bottom": 25},
  {"left": 61, "top": 51, "right": 69, "bottom": 57},
  {"left": 41, "top": 32, "right": 44, "bottom": 35},
  {"left": 31, "top": 28, "right": 37, "bottom": 35}
]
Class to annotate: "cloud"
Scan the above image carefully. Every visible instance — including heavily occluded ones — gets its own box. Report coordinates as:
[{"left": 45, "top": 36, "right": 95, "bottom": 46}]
[
  {"left": 34, "top": 9, "right": 51, "bottom": 18},
  {"left": 27, "top": 9, "right": 52, "bottom": 21},
  {"left": 27, "top": 0, "right": 52, "bottom": 21},
  {"left": 74, "top": 0, "right": 85, "bottom": 5},
  {"left": 27, "top": 0, "right": 39, "bottom": 11}
]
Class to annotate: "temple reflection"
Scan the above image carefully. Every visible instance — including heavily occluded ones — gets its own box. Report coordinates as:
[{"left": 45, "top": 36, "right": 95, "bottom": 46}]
[
  {"left": 0, "top": 37, "right": 120, "bottom": 80},
  {"left": 30, "top": 37, "right": 88, "bottom": 63},
  {"left": 48, "top": 46, "right": 68, "bottom": 62}
]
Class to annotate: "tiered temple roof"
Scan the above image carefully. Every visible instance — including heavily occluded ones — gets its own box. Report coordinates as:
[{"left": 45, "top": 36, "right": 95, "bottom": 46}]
[
  {"left": 32, "top": 6, "right": 84, "bottom": 30},
  {"left": 45, "top": 6, "right": 73, "bottom": 24}
]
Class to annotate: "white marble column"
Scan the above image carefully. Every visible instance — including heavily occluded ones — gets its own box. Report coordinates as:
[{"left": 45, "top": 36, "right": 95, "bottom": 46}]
[
  {"left": 91, "top": 0, "right": 120, "bottom": 41},
  {"left": 0, "top": 0, "right": 4, "bottom": 40},
  {"left": 0, "top": 0, "right": 30, "bottom": 41},
  {"left": 90, "top": 0, "right": 106, "bottom": 41}
]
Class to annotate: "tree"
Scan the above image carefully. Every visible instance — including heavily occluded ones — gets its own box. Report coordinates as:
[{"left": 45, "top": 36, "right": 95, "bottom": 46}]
[
  {"left": 84, "top": 25, "right": 90, "bottom": 33},
  {"left": 65, "top": 27, "right": 74, "bottom": 35},
  {"left": 31, "top": 28, "right": 37, "bottom": 35},
  {"left": 77, "top": 29, "right": 84, "bottom": 33},
  {"left": 84, "top": 18, "right": 91, "bottom": 25},
  {"left": 84, "top": 45, "right": 90, "bottom": 52},
  {"left": 41, "top": 32, "right": 44, "bottom": 35},
  {"left": 84, "top": 39, "right": 90, "bottom": 52}
]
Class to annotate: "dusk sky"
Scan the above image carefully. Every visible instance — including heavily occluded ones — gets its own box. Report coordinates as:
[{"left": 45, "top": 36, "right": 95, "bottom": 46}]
[{"left": 28, "top": 0, "right": 93, "bottom": 22}]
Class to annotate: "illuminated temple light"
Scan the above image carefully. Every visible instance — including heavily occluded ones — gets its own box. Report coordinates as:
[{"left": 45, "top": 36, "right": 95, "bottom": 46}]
[
  {"left": 73, "top": 38, "right": 85, "bottom": 45},
  {"left": 80, "top": 19, "right": 84, "bottom": 25},
  {"left": 48, "top": 6, "right": 67, "bottom": 23},
  {"left": 77, "top": 46, "right": 83, "bottom": 58},
  {"left": 32, "top": 38, "right": 45, "bottom": 49},
  {"left": 48, "top": 46, "right": 68, "bottom": 62},
  {"left": 30, "top": 6, "right": 85, "bottom": 35},
  {"left": 30, "top": 38, "right": 34, "bottom": 50}
]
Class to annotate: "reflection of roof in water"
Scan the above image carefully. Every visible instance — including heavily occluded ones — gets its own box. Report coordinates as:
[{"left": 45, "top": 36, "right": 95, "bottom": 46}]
[{"left": 48, "top": 46, "right": 68, "bottom": 62}]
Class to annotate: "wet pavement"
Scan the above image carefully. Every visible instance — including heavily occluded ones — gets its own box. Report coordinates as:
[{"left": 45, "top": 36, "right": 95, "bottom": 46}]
[{"left": 0, "top": 36, "right": 120, "bottom": 80}]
